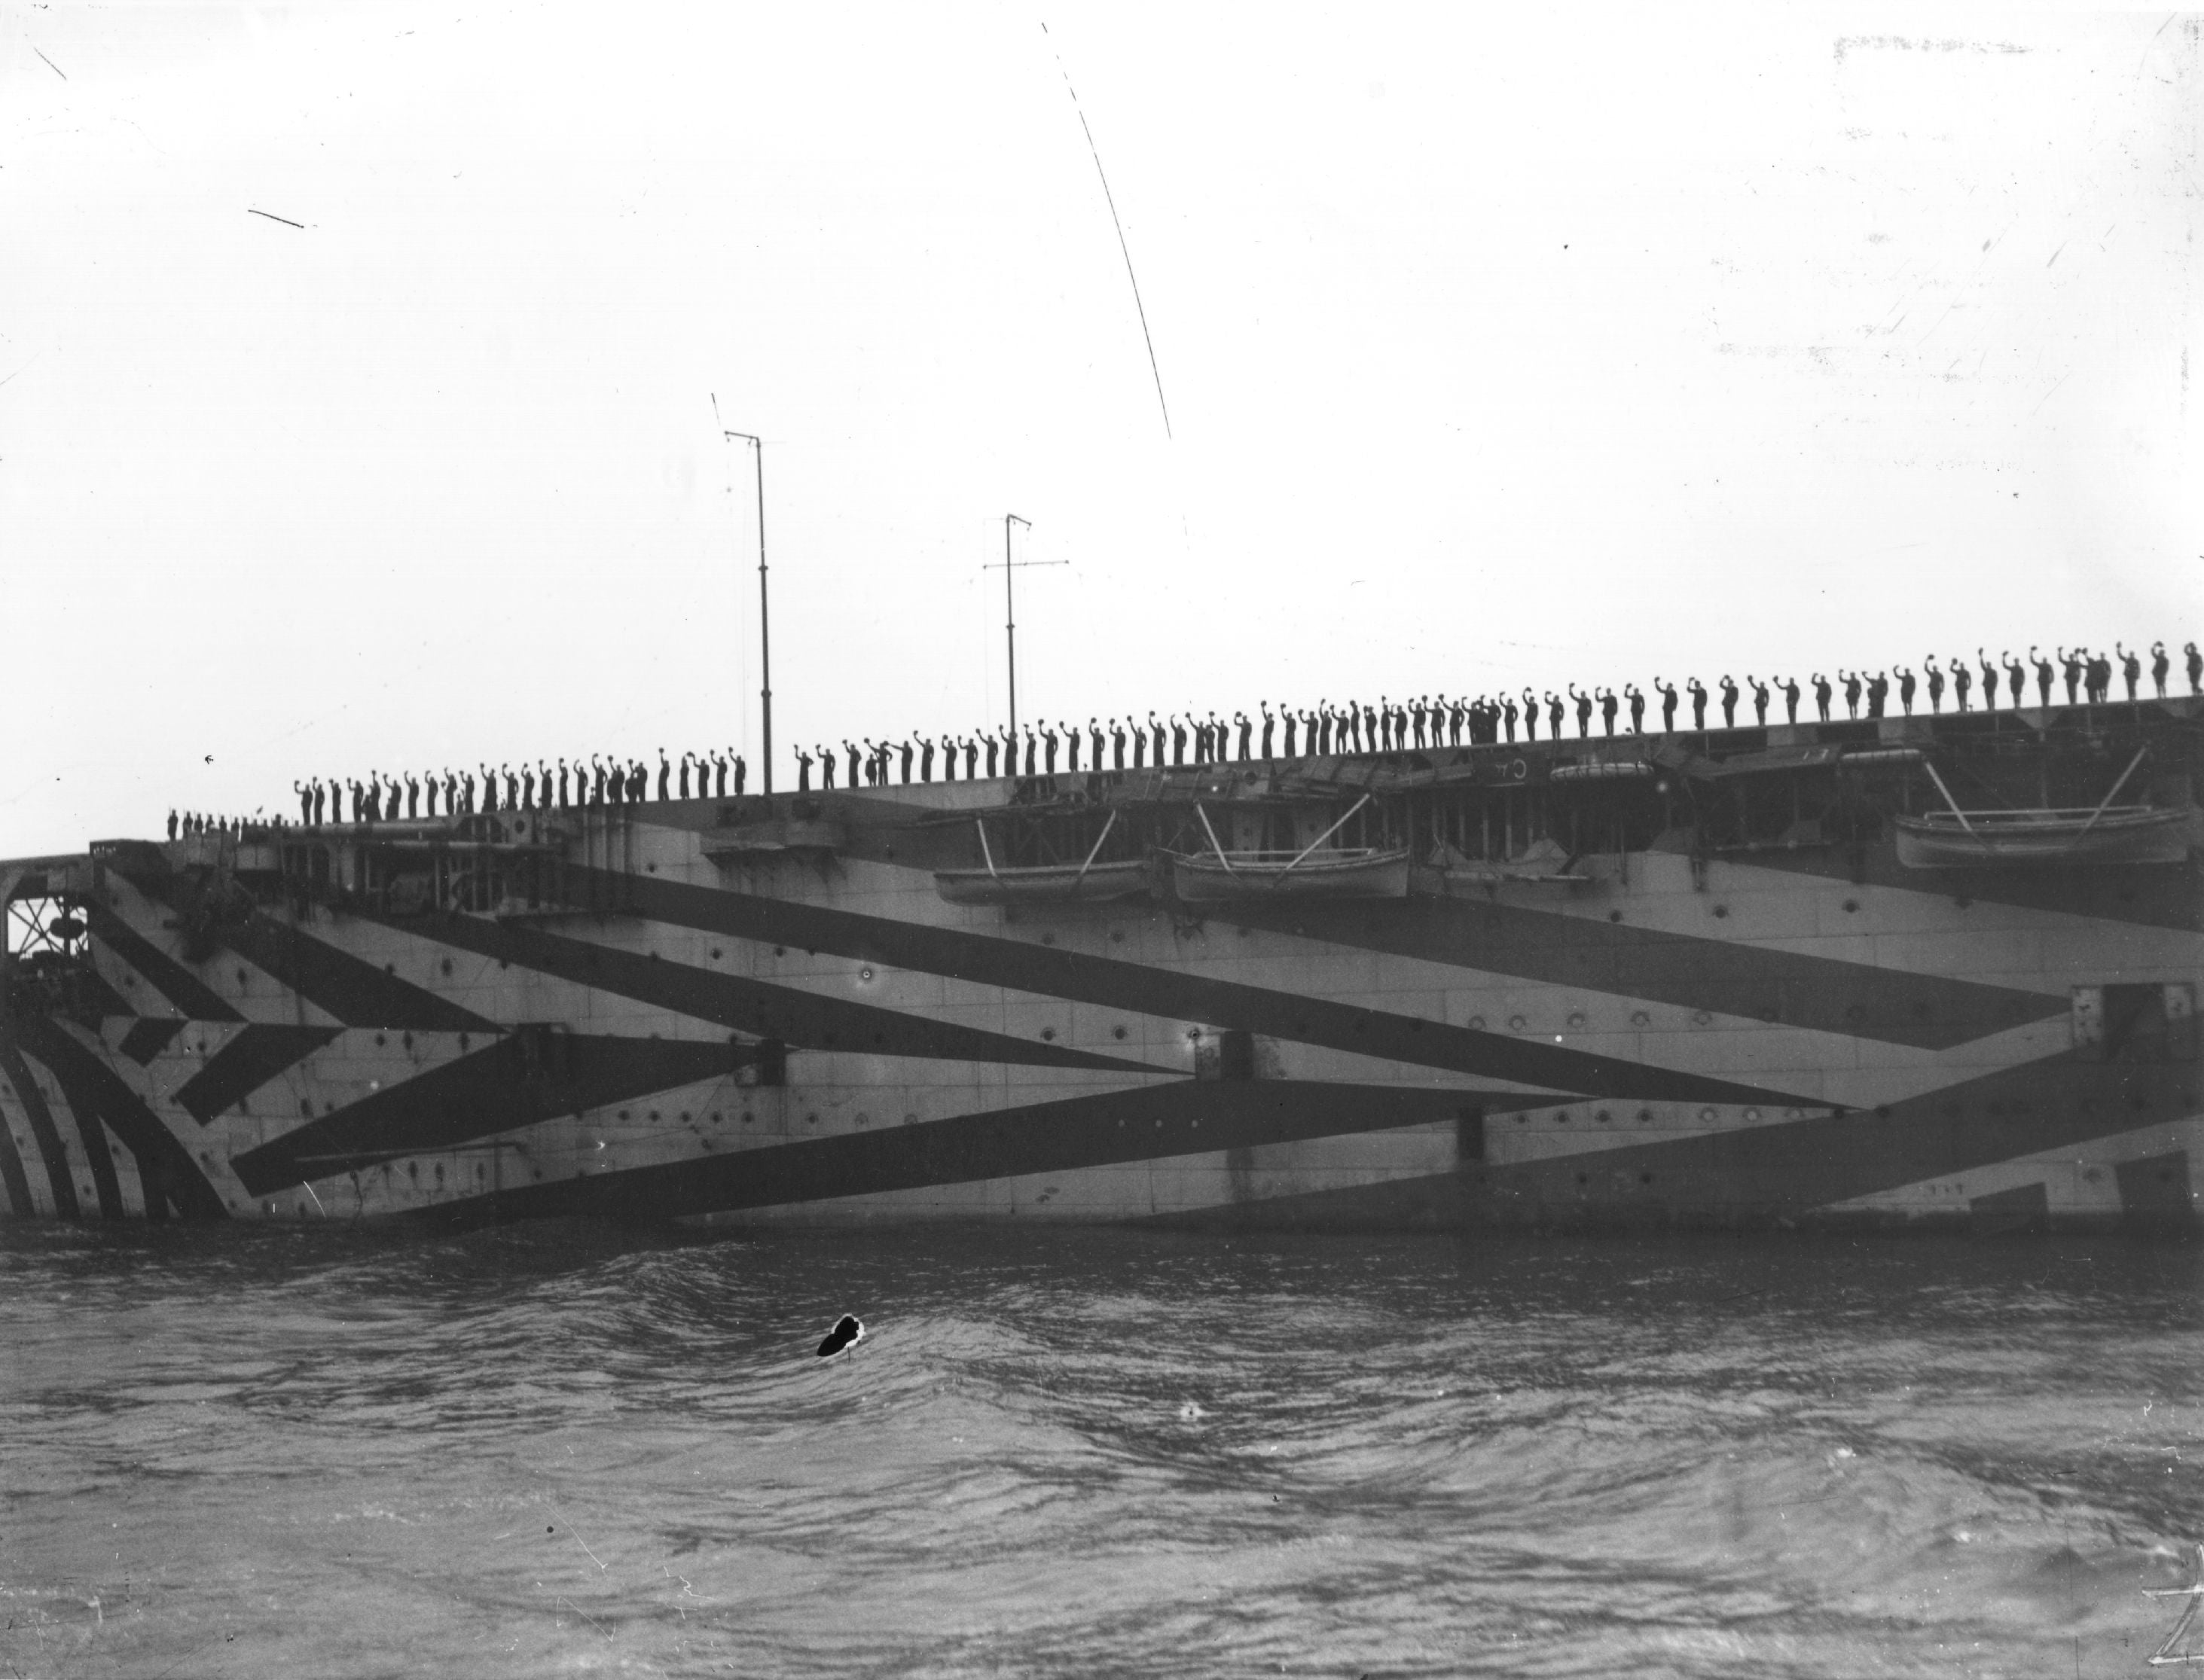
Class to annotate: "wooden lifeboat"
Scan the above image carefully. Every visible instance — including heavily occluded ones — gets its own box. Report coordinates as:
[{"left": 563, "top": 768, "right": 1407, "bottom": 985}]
[
  {"left": 1900, "top": 748, "right": 2194, "bottom": 867},
  {"left": 933, "top": 811, "right": 1152, "bottom": 905},
  {"left": 1169, "top": 796, "right": 1411, "bottom": 902},
  {"left": 1893, "top": 805, "right": 2191, "bottom": 868}
]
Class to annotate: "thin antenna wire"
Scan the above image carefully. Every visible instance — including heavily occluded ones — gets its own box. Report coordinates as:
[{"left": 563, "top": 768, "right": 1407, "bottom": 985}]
[{"left": 1042, "top": 23, "right": 1171, "bottom": 439}]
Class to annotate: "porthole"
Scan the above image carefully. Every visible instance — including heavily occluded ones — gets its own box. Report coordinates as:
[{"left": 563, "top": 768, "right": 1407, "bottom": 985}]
[
  {"left": 1712, "top": 904, "right": 1728, "bottom": 919},
  {"left": 1842, "top": 899, "right": 1860, "bottom": 913},
  {"left": 1595, "top": 1110, "right": 1612, "bottom": 1124},
  {"left": 740, "top": 1111, "right": 754, "bottom": 1126},
  {"left": 1112, "top": 1026, "right": 1128, "bottom": 1041},
  {"left": 1567, "top": 1012, "right": 1586, "bottom": 1029},
  {"left": 1467, "top": 1015, "right": 1486, "bottom": 1030},
  {"left": 441, "top": 959, "right": 454, "bottom": 977},
  {"left": 1743, "top": 1107, "right": 1760, "bottom": 1122},
  {"left": 1636, "top": 1108, "right": 1652, "bottom": 1124},
  {"left": 1608, "top": 910, "right": 1622, "bottom": 922},
  {"left": 860, "top": 967, "right": 875, "bottom": 982},
  {"left": 1039, "top": 932, "right": 1055, "bottom": 947},
  {"left": 1040, "top": 1027, "right": 1057, "bottom": 1041},
  {"left": 1698, "top": 1106, "right": 1716, "bottom": 1123},
  {"left": 1508, "top": 1014, "right": 1526, "bottom": 1031},
  {"left": 374, "top": 1032, "right": 386, "bottom": 1047}
]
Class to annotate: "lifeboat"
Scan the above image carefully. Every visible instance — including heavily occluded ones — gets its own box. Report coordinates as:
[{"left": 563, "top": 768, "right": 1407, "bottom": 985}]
[
  {"left": 1169, "top": 796, "right": 1410, "bottom": 901},
  {"left": 1893, "top": 805, "right": 2191, "bottom": 868},
  {"left": 1171, "top": 846, "right": 1411, "bottom": 901},
  {"left": 933, "top": 811, "right": 1152, "bottom": 905}
]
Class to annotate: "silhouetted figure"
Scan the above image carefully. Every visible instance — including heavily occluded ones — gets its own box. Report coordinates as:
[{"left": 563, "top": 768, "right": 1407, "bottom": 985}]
[
  {"left": 658, "top": 752, "right": 671, "bottom": 800},
  {"left": 1718, "top": 675, "right": 1738, "bottom": 728},
  {"left": 796, "top": 749, "right": 813, "bottom": 791},
  {"left": 816, "top": 1314, "right": 864, "bottom": 1358},
  {"left": 2057, "top": 648, "right": 2083, "bottom": 706},
  {"left": 821, "top": 745, "right": 837, "bottom": 790},
  {"left": 1866, "top": 672, "right": 1888, "bottom": 718},
  {"left": 1546, "top": 692, "right": 1564, "bottom": 738},
  {"left": 1517, "top": 688, "right": 1536, "bottom": 742},
  {"left": 899, "top": 739, "right": 914, "bottom": 783},
  {"left": 1687, "top": 678, "right": 1708, "bottom": 730},
  {"left": 1951, "top": 658, "right": 1971, "bottom": 712},
  {"left": 2117, "top": 644, "right": 2141, "bottom": 703},
  {"left": 2188, "top": 642, "right": 2201, "bottom": 694},
  {"left": 1748, "top": 676, "right": 1769, "bottom": 725},
  {"left": 1623, "top": 684, "right": 1644, "bottom": 733},
  {"left": 1568, "top": 684, "right": 1593, "bottom": 738},
  {"left": 1655, "top": 679, "right": 1677, "bottom": 732},
  {"left": 960, "top": 740, "right": 975, "bottom": 779},
  {"left": 1040, "top": 726, "right": 1058, "bottom": 776},
  {"left": 2004, "top": 651, "right": 2027, "bottom": 709},
  {"left": 2088, "top": 652, "right": 2112, "bottom": 706},
  {"left": 2028, "top": 647, "right": 2053, "bottom": 706},
  {"left": 1923, "top": 658, "right": 1943, "bottom": 713},
  {"left": 167, "top": 809, "right": 179, "bottom": 840},
  {"left": 1781, "top": 676, "right": 1801, "bottom": 724},
  {"left": 1839, "top": 671, "right": 1861, "bottom": 719},
  {"left": 1811, "top": 673, "right": 1831, "bottom": 722},
  {"left": 1896, "top": 667, "right": 1916, "bottom": 716},
  {"left": 2151, "top": 641, "right": 2169, "bottom": 697}
]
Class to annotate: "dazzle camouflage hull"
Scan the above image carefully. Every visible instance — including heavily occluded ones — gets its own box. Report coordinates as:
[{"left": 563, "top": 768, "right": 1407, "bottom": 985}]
[{"left": 3, "top": 701, "right": 2200, "bottom": 1233}]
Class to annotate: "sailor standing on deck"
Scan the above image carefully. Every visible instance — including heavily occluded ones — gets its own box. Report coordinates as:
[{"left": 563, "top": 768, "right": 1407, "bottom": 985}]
[
  {"left": 2187, "top": 642, "right": 2202, "bottom": 694},
  {"left": 1923, "top": 658, "right": 1943, "bottom": 713},
  {"left": 1626, "top": 684, "right": 1646, "bottom": 733},
  {"left": 1748, "top": 676, "right": 1769, "bottom": 726},
  {"left": 1950, "top": 658, "right": 1971, "bottom": 712},
  {"left": 2151, "top": 641, "right": 2169, "bottom": 697},
  {"left": 1781, "top": 675, "right": 1802, "bottom": 724},
  {"left": 1687, "top": 678, "right": 1708, "bottom": 730},
  {"left": 2057, "top": 648, "right": 2084, "bottom": 706},
  {"left": 1718, "top": 675, "right": 1738, "bottom": 728},
  {"left": 1866, "top": 672, "right": 1888, "bottom": 718},
  {"left": 2117, "top": 645, "right": 2142, "bottom": 703},
  {"left": 2028, "top": 648, "right": 2054, "bottom": 707},
  {"left": 1896, "top": 667, "right": 1916, "bottom": 716},
  {"left": 796, "top": 748, "right": 814, "bottom": 791},
  {"left": 1654, "top": 679, "right": 1677, "bottom": 733}
]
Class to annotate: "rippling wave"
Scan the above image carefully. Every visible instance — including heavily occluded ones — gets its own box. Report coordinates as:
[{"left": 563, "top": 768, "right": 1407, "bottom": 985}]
[{"left": 2, "top": 1223, "right": 2198, "bottom": 1678}]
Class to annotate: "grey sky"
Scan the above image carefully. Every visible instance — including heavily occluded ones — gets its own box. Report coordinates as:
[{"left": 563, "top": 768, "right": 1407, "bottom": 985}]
[{"left": 3, "top": 5, "right": 2196, "bottom": 850}]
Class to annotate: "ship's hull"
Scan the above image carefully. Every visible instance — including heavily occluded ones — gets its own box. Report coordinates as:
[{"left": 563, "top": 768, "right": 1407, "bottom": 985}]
[{"left": 2, "top": 703, "right": 2199, "bottom": 1234}]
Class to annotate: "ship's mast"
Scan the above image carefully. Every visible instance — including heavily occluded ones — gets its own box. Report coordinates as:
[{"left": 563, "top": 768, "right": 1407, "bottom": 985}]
[
  {"left": 988, "top": 514, "right": 1064, "bottom": 742},
  {"left": 715, "top": 404, "right": 773, "bottom": 794}
]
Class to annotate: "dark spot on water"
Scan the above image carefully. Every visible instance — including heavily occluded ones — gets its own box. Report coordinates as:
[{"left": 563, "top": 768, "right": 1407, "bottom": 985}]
[{"left": 817, "top": 1315, "right": 865, "bottom": 1358}]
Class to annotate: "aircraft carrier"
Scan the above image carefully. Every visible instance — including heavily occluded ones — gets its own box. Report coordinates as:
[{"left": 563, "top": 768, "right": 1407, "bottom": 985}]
[{"left": 1, "top": 697, "right": 2197, "bottom": 1233}]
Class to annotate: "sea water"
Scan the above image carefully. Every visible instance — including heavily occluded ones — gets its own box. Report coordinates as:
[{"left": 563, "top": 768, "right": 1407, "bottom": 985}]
[{"left": 2, "top": 1221, "right": 2198, "bottom": 1678}]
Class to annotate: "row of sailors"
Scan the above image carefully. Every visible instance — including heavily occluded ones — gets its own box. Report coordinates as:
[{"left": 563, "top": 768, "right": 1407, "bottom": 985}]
[
  {"left": 260, "top": 639, "right": 2203, "bottom": 822},
  {"left": 288, "top": 752, "right": 750, "bottom": 826},
  {"left": 793, "top": 642, "right": 2202, "bottom": 788}
]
